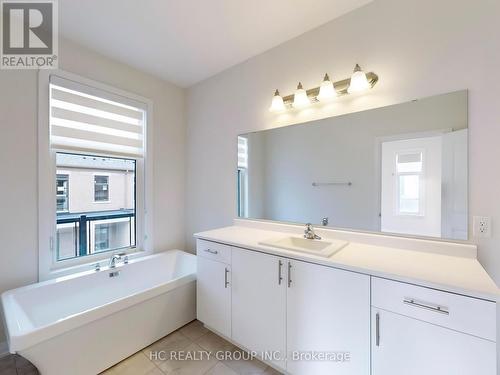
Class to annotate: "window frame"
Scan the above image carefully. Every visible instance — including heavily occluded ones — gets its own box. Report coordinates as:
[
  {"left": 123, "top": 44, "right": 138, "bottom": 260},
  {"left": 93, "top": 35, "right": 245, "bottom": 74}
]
[
  {"left": 38, "top": 69, "right": 154, "bottom": 281},
  {"left": 394, "top": 149, "right": 426, "bottom": 217},
  {"left": 56, "top": 173, "right": 69, "bottom": 212},
  {"left": 93, "top": 174, "right": 110, "bottom": 202},
  {"left": 89, "top": 216, "right": 136, "bottom": 255},
  {"left": 93, "top": 223, "right": 110, "bottom": 252},
  {"left": 237, "top": 136, "right": 248, "bottom": 217}
]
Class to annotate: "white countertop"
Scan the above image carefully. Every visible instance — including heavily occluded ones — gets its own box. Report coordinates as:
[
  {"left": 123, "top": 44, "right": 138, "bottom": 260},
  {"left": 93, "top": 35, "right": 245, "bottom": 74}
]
[{"left": 195, "top": 225, "right": 500, "bottom": 301}]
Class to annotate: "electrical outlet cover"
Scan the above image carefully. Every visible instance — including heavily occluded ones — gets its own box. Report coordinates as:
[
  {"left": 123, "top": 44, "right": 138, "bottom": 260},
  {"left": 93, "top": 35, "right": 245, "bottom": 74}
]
[{"left": 473, "top": 216, "right": 491, "bottom": 238}]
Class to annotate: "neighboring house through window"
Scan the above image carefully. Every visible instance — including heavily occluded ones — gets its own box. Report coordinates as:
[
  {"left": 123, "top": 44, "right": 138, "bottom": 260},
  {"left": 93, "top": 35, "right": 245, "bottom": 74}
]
[{"left": 55, "top": 153, "right": 137, "bottom": 261}]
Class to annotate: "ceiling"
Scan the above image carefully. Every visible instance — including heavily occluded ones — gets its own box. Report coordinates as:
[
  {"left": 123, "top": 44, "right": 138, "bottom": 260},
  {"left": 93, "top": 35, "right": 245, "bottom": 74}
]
[{"left": 59, "top": 0, "right": 372, "bottom": 87}]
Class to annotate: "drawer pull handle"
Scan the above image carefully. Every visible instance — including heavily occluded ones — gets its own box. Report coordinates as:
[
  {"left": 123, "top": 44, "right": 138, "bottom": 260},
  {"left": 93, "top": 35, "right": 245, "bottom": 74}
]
[
  {"left": 224, "top": 267, "right": 230, "bottom": 288},
  {"left": 278, "top": 260, "right": 283, "bottom": 285},
  {"left": 403, "top": 298, "right": 449, "bottom": 315},
  {"left": 204, "top": 249, "right": 218, "bottom": 255},
  {"left": 287, "top": 262, "right": 292, "bottom": 287}
]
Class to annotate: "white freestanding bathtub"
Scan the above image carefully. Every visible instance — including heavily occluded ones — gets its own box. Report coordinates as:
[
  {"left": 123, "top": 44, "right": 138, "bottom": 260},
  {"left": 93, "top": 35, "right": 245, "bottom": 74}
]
[{"left": 1, "top": 250, "right": 196, "bottom": 375}]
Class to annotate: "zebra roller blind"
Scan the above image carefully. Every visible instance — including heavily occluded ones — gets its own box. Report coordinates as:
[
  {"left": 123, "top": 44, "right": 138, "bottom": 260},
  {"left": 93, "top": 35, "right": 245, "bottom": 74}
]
[{"left": 49, "top": 75, "right": 146, "bottom": 157}]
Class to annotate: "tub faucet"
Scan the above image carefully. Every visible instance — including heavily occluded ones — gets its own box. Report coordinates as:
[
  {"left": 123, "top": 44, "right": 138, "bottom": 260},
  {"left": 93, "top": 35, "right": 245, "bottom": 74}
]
[
  {"left": 304, "top": 223, "right": 321, "bottom": 240},
  {"left": 109, "top": 253, "right": 125, "bottom": 269}
]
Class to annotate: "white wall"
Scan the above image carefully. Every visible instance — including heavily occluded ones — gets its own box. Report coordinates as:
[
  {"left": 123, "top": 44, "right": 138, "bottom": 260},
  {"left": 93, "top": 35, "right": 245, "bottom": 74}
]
[
  {"left": 186, "top": 0, "right": 500, "bottom": 281},
  {"left": 0, "top": 38, "right": 186, "bottom": 343}
]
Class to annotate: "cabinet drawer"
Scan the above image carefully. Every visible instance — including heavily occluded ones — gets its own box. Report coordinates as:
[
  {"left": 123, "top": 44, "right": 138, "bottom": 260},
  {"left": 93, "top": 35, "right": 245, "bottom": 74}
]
[
  {"left": 196, "top": 239, "right": 231, "bottom": 264},
  {"left": 372, "top": 277, "right": 496, "bottom": 341}
]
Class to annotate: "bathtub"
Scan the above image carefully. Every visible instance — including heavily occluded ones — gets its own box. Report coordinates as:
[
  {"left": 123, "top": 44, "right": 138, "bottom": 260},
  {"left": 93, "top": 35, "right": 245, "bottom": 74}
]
[{"left": 1, "top": 250, "right": 196, "bottom": 375}]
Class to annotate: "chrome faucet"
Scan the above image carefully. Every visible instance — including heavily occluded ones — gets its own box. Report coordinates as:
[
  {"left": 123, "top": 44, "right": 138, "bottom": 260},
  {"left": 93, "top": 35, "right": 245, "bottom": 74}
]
[
  {"left": 304, "top": 223, "right": 321, "bottom": 240},
  {"left": 109, "top": 253, "right": 125, "bottom": 269}
]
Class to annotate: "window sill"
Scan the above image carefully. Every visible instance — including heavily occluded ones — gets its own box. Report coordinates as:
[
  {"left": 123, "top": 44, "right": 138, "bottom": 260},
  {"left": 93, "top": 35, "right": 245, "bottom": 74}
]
[{"left": 43, "top": 248, "right": 150, "bottom": 281}]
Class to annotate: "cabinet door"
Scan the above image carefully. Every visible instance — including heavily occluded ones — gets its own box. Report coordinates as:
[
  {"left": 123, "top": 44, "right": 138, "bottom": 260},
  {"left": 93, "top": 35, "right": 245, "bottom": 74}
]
[
  {"left": 286, "top": 260, "right": 370, "bottom": 375},
  {"left": 232, "top": 247, "right": 286, "bottom": 369},
  {"left": 197, "top": 256, "right": 231, "bottom": 338},
  {"left": 372, "top": 309, "right": 496, "bottom": 375}
]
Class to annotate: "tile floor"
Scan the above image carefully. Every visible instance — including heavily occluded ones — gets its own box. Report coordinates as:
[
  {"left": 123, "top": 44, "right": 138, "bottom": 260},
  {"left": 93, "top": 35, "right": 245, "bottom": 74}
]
[
  {"left": 101, "top": 320, "right": 282, "bottom": 375},
  {"left": 0, "top": 353, "right": 39, "bottom": 375}
]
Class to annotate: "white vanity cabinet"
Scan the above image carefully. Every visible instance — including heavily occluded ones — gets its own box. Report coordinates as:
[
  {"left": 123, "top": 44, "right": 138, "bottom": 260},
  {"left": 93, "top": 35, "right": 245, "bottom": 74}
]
[
  {"left": 196, "top": 240, "right": 232, "bottom": 338},
  {"left": 196, "top": 237, "right": 497, "bottom": 375},
  {"left": 371, "top": 277, "right": 497, "bottom": 375},
  {"left": 286, "top": 259, "right": 370, "bottom": 375},
  {"left": 231, "top": 247, "right": 287, "bottom": 368},
  {"left": 230, "top": 246, "right": 370, "bottom": 374}
]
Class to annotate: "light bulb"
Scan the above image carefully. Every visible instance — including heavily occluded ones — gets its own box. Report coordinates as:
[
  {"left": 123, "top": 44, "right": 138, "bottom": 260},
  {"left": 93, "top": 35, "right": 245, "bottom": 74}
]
[
  {"left": 293, "top": 82, "right": 310, "bottom": 109},
  {"left": 347, "top": 64, "right": 370, "bottom": 94},
  {"left": 317, "top": 73, "right": 336, "bottom": 102},
  {"left": 269, "top": 89, "right": 285, "bottom": 112}
]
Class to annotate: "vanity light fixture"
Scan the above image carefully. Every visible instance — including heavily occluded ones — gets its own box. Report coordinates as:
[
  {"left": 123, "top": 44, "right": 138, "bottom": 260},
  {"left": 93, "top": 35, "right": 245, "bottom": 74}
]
[
  {"left": 293, "top": 82, "right": 311, "bottom": 109},
  {"left": 317, "top": 73, "right": 336, "bottom": 102},
  {"left": 269, "top": 89, "right": 286, "bottom": 112},
  {"left": 270, "top": 65, "right": 378, "bottom": 111},
  {"left": 347, "top": 64, "right": 370, "bottom": 94}
]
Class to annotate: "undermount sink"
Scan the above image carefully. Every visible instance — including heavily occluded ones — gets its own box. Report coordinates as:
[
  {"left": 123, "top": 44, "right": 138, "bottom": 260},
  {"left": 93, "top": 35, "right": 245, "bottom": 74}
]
[{"left": 259, "top": 236, "right": 348, "bottom": 258}]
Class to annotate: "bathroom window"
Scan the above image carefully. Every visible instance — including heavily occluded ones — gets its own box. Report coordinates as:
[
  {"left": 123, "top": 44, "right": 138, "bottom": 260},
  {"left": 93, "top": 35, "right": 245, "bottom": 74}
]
[
  {"left": 396, "top": 151, "right": 424, "bottom": 216},
  {"left": 56, "top": 174, "right": 69, "bottom": 212},
  {"left": 94, "top": 175, "right": 109, "bottom": 202},
  {"left": 55, "top": 153, "right": 136, "bottom": 261},
  {"left": 39, "top": 70, "right": 152, "bottom": 279}
]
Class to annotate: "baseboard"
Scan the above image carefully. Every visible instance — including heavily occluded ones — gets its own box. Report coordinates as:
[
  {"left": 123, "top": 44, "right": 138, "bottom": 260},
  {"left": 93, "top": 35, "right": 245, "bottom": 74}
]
[{"left": 0, "top": 341, "right": 8, "bottom": 357}]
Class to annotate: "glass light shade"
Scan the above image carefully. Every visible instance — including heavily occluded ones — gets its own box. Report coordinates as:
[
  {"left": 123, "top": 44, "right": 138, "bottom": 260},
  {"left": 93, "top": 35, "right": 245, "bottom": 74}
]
[
  {"left": 269, "top": 89, "right": 285, "bottom": 112},
  {"left": 347, "top": 64, "right": 370, "bottom": 94},
  {"left": 317, "top": 74, "right": 336, "bottom": 101},
  {"left": 293, "top": 82, "right": 310, "bottom": 109}
]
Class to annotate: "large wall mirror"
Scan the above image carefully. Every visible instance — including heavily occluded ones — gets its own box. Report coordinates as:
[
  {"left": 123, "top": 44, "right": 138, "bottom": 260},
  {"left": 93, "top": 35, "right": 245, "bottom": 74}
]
[{"left": 237, "top": 90, "right": 468, "bottom": 240}]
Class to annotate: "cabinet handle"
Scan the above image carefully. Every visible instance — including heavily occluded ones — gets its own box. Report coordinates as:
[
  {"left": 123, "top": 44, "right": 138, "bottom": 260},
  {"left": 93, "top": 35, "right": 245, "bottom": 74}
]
[
  {"left": 375, "top": 312, "right": 380, "bottom": 346},
  {"left": 224, "top": 267, "right": 229, "bottom": 288},
  {"left": 287, "top": 261, "right": 292, "bottom": 287},
  {"left": 204, "top": 249, "right": 218, "bottom": 255},
  {"left": 278, "top": 260, "right": 283, "bottom": 285},
  {"left": 403, "top": 298, "right": 449, "bottom": 315}
]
